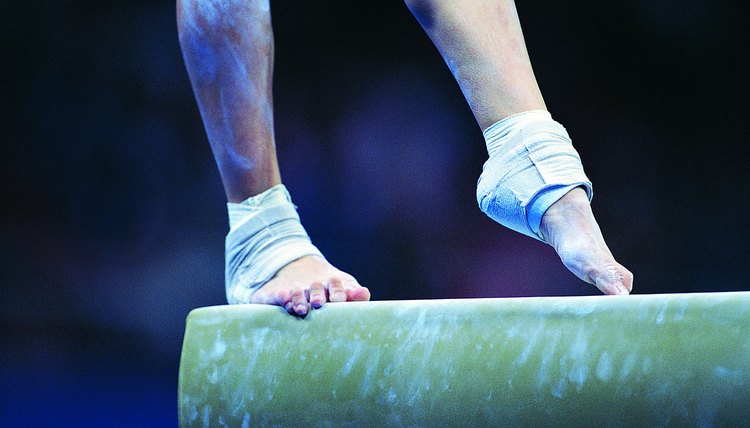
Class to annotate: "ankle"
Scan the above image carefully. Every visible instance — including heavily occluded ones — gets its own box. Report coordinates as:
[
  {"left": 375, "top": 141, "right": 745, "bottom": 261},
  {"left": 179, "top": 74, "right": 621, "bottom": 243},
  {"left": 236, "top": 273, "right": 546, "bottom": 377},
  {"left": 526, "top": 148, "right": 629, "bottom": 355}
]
[
  {"left": 546, "top": 187, "right": 590, "bottom": 215},
  {"left": 539, "top": 187, "right": 592, "bottom": 244}
]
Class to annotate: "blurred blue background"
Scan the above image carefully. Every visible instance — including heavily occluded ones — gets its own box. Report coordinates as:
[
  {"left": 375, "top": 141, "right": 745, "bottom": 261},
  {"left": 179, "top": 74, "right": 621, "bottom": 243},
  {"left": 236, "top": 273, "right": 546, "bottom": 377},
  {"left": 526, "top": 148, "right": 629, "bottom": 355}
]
[{"left": 2, "top": 0, "right": 748, "bottom": 426}]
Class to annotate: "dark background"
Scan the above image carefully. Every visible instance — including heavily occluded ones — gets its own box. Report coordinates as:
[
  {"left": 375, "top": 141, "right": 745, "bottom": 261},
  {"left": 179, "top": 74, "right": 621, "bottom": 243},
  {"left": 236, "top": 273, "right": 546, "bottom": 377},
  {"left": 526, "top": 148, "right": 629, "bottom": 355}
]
[{"left": 2, "top": 0, "right": 748, "bottom": 425}]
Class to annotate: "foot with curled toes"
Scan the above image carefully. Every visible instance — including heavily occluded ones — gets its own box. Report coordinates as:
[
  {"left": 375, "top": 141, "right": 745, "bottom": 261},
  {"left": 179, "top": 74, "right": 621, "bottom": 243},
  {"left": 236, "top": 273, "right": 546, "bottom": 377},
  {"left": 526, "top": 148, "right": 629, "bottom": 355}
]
[{"left": 250, "top": 255, "right": 371, "bottom": 316}]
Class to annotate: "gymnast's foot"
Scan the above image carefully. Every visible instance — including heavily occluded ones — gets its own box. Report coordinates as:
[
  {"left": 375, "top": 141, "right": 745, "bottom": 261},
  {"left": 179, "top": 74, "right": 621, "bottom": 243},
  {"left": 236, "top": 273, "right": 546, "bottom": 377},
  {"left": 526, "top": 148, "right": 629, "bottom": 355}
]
[
  {"left": 250, "top": 255, "right": 371, "bottom": 316},
  {"left": 540, "top": 187, "right": 633, "bottom": 295}
]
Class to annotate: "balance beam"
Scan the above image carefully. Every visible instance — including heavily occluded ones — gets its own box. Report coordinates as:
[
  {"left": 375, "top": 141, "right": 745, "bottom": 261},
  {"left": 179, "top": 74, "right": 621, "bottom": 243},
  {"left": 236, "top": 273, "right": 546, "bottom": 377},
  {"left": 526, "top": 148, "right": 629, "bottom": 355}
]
[{"left": 179, "top": 292, "right": 750, "bottom": 426}]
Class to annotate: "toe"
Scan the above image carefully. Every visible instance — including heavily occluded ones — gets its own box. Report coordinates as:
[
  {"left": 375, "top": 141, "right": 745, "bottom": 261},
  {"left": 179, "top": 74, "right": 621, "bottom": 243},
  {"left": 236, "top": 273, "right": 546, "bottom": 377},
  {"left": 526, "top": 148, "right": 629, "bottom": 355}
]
[
  {"left": 619, "top": 267, "right": 634, "bottom": 293},
  {"left": 344, "top": 280, "right": 371, "bottom": 301},
  {"left": 587, "top": 262, "right": 633, "bottom": 295},
  {"left": 328, "top": 278, "right": 347, "bottom": 302},
  {"left": 289, "top": 287, "right": 309, "bottom": 316},
  {"left": 310, "top": 281, "right": 326, "bottom": 309}
]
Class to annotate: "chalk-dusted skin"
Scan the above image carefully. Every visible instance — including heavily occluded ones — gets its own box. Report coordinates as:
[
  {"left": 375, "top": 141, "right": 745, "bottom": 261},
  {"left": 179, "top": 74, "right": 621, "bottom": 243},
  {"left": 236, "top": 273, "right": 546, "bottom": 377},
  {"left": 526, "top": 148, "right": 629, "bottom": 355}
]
[
  {"left": 177, "top": 0, "right": 370, "bottom": 316},
  {"left": 176, "top": 0, "right": 632, "bottom": 316}
]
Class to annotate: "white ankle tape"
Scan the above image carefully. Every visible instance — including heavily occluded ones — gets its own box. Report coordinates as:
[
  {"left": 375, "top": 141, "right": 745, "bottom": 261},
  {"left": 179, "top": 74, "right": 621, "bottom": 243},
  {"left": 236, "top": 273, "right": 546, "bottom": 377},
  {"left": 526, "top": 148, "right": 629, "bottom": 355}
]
[
  {"left": 476, "top": 110, "right": 593, "bottom": 241},
  {"left": 225, "top": 184, "right": 323, "bottom": 304}
]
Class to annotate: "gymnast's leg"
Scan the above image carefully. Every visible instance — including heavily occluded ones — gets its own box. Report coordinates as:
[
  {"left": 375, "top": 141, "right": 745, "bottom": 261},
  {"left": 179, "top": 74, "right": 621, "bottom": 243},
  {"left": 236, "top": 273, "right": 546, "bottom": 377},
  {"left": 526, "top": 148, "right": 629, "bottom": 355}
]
[
  {"left": 405, "top": 0, "right": 633, "bottom": 295},
  {"left": 176, "top": 0, "right": 369, "bottom": 315}
]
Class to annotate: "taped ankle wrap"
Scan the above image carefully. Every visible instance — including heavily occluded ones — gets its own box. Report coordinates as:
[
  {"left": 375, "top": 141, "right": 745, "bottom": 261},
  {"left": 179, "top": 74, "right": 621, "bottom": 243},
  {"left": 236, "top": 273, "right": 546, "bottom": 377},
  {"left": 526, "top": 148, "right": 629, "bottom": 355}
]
[
  {"left": 477, "top": 110, "right": 593, "bottom": 241},
  {"left": 225, "top": 184, "right": 323, "bottom": 304}
]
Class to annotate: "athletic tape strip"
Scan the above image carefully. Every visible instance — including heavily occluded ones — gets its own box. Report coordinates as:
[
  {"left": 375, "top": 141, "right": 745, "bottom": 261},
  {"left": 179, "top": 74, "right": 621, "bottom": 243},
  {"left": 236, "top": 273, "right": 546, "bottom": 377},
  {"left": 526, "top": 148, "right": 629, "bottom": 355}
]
[{"left": 476, "top": 110, "right": 593, "bottom": 241}]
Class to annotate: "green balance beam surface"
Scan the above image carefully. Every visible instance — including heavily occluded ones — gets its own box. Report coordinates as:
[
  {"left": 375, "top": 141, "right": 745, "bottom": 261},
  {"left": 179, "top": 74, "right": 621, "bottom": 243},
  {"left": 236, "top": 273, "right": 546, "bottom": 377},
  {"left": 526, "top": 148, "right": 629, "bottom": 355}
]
[{"left": 179, "top": 292, "right": 750, "bottom": 427}]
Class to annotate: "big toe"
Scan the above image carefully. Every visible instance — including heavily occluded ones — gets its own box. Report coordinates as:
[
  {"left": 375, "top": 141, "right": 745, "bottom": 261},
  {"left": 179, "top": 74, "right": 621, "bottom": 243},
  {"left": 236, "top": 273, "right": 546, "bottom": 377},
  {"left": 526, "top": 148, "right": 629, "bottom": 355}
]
[
  {"left": 586, "top": 261, "right": 633, "bottom": 296},
  {"left": 346, "top": 283, "right": 371, "bottom": 301}
]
